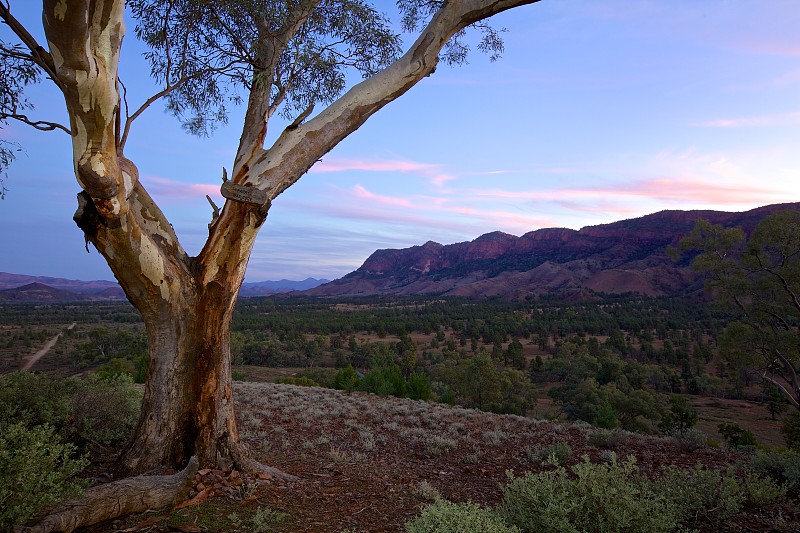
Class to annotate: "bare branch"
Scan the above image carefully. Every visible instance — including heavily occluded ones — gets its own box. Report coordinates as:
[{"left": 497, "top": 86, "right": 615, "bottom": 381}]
[
  {"left": 761, "top": 374, "right": 800, "bottom": 409},
  {"left": 120, "top": 61, "right": 239, "bottom": 151},
  {"left": 0, "top": 111, "right": 70, "bottom": 134}
]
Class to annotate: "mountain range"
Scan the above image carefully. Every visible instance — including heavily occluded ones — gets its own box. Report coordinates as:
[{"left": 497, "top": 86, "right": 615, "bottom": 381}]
[
  {"left": 0, "top": 273, "right": 328, "bottom": 303},
  {"left": 4, "top": 202, "right": 798, "bottom": 303},
  {"left": 304, "top": 202, "right": 800, "bottom": 299}
]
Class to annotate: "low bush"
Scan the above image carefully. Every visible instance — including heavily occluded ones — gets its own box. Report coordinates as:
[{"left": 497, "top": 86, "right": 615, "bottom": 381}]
[
  {"left": 741, "top": 469, "right": 788, "bottom": 508},
  {"left": 67, "top": 374, "right": 142, "bottom": 450},
  {"left": 0, "top": 423, "right": 88, "bottom": 530},
  {"left": 718, "top": 422, "right": 758, "bottom": 450},
  {"left": 781, "top": 410, "right": 800, "bottom": 449},
  {"left": 296, "top": 367, "right": 338, "bottom": 388},
  {"left": 587, "top": 428, "right": 627, "bottom": 449},
  {"left": 0, "top": 371, "right": 141, "bottom": 454},
  {"left": 275, "top": 376, "right": 320, "bottom": 387},
  {"left": 656, "top": 464, "right": 744, "bottom": 526},
  {"left": 500, "top": 455, "right": 676, "bottom": 533},
  {"left": 669, "top": 427, "right": 708, "bottom": 452},
  {"left": 406, "top": 499, "right": 519, "bottom": 533},
  {"left": 749, "top": 449, "right": 800, "bottom": 490},
  {"left": 406, "top": 454, "right": 788, "bottom": 533},
  {"left": 527, "top": 442, "right": 571, "bottom": 466},
  {"left": 0, "top": 371, "right": 71, "bottom": 429}
]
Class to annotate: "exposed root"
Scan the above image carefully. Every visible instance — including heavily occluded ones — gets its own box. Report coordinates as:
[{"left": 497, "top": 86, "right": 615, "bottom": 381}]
[
  {"left": 15, "top": 457, "right": 199, "bottom": 533},
  {"left": 242, "top": 456, "right": 301, "bottom": 482},
  {"left": 231, "top": 442, "right": 300, "bottom": 482}
]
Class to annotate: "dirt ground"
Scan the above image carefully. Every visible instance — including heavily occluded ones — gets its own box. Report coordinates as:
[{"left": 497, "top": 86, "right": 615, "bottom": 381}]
[{"left": 83, "top": 383, "right": 800, "bottom": 533}]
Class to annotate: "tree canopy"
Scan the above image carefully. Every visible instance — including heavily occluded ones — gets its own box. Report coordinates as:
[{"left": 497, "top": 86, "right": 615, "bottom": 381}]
[{"left": 678, "top": 211, "right": 800, "bottom": 408}]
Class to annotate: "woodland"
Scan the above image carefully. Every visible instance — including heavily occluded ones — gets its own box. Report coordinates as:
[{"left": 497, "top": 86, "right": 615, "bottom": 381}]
[{"left": 3, "top": 287, "right": 800, "bottom": 531}]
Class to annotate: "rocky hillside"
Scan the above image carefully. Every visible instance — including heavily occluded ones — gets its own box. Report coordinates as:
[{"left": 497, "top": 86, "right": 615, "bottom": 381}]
[{"left": 305, "top": 203, "right": 800, "bottom": 299}]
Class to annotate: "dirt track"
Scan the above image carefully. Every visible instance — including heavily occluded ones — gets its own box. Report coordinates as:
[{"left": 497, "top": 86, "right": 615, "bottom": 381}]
[{"left": 22, "top": 322, "right": 75, "bottom": 370}]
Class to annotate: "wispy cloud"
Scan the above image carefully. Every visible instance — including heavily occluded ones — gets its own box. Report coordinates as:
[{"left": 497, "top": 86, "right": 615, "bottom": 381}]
[
  {"left": 311, "top": 157, "right": 456, "bottom": 187},
  {"left": 140, "top": 175, "right": 222, "bottom": 201},
  {"left": 467, "top": 177, "right": 786, "bottom": 207},
  {"left": 351, "top": 184, "right": 413, "bottom": 207},
  {"left": 693, "top": 111, "right": 800, "bottom": 128}
]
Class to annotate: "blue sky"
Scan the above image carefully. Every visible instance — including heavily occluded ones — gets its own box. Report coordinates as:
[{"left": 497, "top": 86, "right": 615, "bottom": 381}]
[{"left": 1, "top": 1, "right": 799, "bottom": 282}]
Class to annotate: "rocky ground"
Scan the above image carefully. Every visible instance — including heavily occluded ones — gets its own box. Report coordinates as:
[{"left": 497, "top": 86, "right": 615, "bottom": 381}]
[{"left": 86, "top": 382, "right": 800, "bottom": 532}]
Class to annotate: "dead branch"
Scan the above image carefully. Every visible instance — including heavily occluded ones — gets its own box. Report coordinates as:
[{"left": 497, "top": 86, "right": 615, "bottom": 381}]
[{"left": 15, "top": 456, "right": 199, "bottom": 533}]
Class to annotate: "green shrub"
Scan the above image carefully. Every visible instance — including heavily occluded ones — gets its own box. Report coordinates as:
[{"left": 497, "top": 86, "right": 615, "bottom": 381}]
[
  {"left": 67, "top": 374, "right": 142, "bottom": 449},
  {"left": 660, "top": 395, "right": 698, "bottom": 436},
  {"left": 671, "top": 427, "right": 708, "bottom": 452},
  {"left": 500, "top": 455, "right": 676, "bottom": 533},
  {"left": 95, "top": 357, "right": 136, "bottom": 380},
  {"left": 749, "top": 449, "right": 800, "bottom": 489},
  {"left": 781, "top": 410, "right": 800, "bottom": 448},
  {"left": 296, "top": 367, "right": 338, "bottom": 388},
  {"left": 528, "top": 443, "right": 571, "bottom": 466},
  {"left": 275, "top": 376, "right": 320, "bottom": 387},
  {"left": 406, "top": 499, "right": 519, "bottom": 533},
  {"left": 333, "top": 364, "right": 361, "bottom": 391},
  {"left": 587, "top": 429, "right": 627, "bottom": 450},
  {"left": 656, "top": 464, "right": 744, "bottom": 526},
  {"left": 250, "top": 506, "right": 288, "bottom": 531},
  {"left": 741, "top": 469, "right": 787, "bottom": 508},
  {"left": 718, "top": 422, "right": 758, "bottom": 450},
  {"left": 359, "top": 362, "right": 406, "bottom": 397},
  {"left": 0, "top": 371, "right": 141, "bottom": 454},
  {"left": 0, "top": 371, "right": 71, "bottom": 429},
  {"left": 406, "top": 372, "right": 432, "bottom": 401},
  {"left": 232, "top": 370, "right": 247, "bottom": 381},
  {"left": 0, "top": 423, "right": 88, "bottom": 530}
]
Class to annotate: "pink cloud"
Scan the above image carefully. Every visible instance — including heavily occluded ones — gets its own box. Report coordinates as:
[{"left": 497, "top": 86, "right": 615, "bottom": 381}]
[
  {"left": 623, "top": 178, "right": 784, "bottom": 204},
  {"left": 467, "top": 177, "right": 786, "bottom": 206},
  {"left": 352, "top": 184, "right": 413, "bottom": 207},
  {"left": 141, "top": 175, "right": 222, "bottom": 200},
  {"left": 311, "top": 157, "right": 456, "bottom": 188},
  {"left": 346, "top": 184, "right": 546, "bottom": 226}
]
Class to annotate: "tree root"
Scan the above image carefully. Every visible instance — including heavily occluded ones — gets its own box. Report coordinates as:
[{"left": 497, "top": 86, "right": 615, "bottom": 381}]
[
  {"left": 14, "top": 456, "right": 199, "bottom": 533},
  {"left": 231, "top": 443, "right": 300, "bottom": 482},
  {"left": 238, "top": 454, "right": 300, "bottom": 482}
]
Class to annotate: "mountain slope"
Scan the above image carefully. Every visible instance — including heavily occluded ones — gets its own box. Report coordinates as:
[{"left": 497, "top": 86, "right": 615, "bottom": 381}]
[
  {"left": 0, "top": 272, "right": 329, "bottom": 302},
  {"left": 0, "top": 282, "right": 90, "bottom": 302},
  {"left": 305, "top": 203, "right": 800, "bottom": 299}
]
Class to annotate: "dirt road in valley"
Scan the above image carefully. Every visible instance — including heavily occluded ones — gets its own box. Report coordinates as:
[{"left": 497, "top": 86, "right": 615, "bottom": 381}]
[{"left": 22, "top": 322, "right": 76, "bottom": 370}]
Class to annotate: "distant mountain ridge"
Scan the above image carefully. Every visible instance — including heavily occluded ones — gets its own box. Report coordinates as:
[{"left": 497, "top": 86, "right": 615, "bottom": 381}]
[
  {"left": 0, "top": 273, "right": 329, "bottom": 303},
  {"left": 304, "top": 202, "right": 800, "bottom": 299}
]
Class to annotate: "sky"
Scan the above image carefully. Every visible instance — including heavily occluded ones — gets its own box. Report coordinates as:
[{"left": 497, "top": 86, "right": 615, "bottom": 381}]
[{"left": 1, "top": 0, "right": 799, "bottom": 282}]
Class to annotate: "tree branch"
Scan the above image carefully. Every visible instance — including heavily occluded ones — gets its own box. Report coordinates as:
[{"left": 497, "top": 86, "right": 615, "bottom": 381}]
[
  {"left": 1, "top": 111, "right": 71, "bottom": 134},
  {"left": 250, "top": 0, "right": 540, "bottom": 197},
  {"left": 0, "top": 2, "right": 62, "bottom": 90}
]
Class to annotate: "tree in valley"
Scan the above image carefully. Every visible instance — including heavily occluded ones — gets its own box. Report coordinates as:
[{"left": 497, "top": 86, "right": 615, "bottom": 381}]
[
  {"left": 0, "top": 0, "right": 538, "bottom": 483},
  {"left": 677, "top": 212, "right": 800, "bottom": 409}
]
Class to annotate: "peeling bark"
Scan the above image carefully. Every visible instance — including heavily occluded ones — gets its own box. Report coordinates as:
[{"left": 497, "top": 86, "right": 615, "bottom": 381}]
[{"left": 30, "top": 0, "right": 541, "bottom": 482}]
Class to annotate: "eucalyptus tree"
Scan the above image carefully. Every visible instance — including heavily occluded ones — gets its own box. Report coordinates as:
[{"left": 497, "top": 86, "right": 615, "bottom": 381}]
[
  {"left": 677, "top": 212, "right": 800, "bottom": 409},
  {"left": 0, "top": 0, "right": 538, "bottom": 477}
]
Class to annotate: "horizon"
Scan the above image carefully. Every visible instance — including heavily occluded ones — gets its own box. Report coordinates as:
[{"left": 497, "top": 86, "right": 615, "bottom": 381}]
[
  {"left": 1, "top": 1, "right": 799, "bottom": 281},
  {"left": 3, "top": 199, "right": 794, "bottom": 284}
]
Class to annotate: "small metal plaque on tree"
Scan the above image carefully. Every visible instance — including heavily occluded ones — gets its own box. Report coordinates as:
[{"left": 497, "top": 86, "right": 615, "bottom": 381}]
[{"left": 220, "top": 182, "right": 267, "bottom": 206}]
